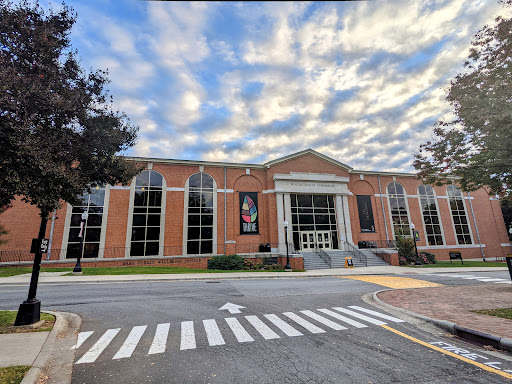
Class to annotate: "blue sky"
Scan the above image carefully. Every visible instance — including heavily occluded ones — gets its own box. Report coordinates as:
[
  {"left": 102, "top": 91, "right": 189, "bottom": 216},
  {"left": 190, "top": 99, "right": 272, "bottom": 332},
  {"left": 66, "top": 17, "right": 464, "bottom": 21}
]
[{"left": 39, "top": 0, "right": 506, "bottom": 171}]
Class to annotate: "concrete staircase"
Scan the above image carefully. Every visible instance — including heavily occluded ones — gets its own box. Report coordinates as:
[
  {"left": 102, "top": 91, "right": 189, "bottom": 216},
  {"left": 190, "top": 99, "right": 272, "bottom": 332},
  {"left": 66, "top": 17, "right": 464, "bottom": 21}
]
[{"left": 302, "top": 248, "right": 389, "bottom": 270}]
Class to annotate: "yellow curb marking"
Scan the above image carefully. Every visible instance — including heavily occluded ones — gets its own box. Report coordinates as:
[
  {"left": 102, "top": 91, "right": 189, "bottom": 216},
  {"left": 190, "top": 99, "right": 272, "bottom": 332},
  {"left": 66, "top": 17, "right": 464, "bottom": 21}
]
[
  {"left": 381, "top": 325, "right": 512, "bottom": 380},
  {"left": 338, "top": 275, "right": 444, "bottom": 289}
]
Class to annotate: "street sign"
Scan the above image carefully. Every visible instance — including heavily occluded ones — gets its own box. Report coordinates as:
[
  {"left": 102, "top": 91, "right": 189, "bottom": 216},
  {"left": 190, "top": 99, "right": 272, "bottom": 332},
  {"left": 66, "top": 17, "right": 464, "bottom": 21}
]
[{"left": 30, "top": 238, "right": 50, "bottom": 254}]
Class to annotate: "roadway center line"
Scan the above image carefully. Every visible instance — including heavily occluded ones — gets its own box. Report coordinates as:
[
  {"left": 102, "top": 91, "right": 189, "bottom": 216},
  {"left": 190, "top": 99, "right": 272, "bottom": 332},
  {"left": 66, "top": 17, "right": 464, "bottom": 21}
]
[{"left": 381, "top": 325, "right": 512, "bottom": 380}]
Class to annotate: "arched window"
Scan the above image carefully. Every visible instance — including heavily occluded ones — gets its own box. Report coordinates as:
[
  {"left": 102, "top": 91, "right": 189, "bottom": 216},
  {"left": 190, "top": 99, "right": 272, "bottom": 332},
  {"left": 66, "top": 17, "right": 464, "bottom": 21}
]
[
  {"left": 387, "top": 182, "right": 411, "bottom": 238},
  {"left": 418, "top": 185, "right": 444, "bottom": 246},
  {"left": 447, "top": 185, "right": 473, "bottom": 245},
  {"left": 185, "top": 172, "right": 216, "bottom": 254},
  {"left": 65, "top": 186, "right": 108, "bottom": 259},
  {"left": 130, "top": 170, "right": 164, "bottom": 256}
]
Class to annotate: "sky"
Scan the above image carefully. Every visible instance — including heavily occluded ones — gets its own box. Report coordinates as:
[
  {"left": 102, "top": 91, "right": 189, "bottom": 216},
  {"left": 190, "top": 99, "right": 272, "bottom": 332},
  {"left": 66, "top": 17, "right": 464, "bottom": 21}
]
[{"left": 38, "top": 0, "right": 507, "bottom": 172}]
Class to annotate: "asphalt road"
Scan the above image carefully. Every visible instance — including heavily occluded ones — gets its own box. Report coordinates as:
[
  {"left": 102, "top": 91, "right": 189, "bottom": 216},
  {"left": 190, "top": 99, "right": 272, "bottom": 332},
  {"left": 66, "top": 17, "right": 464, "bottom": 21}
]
[{"left": 1, "top": 271, "right": 512, "bottom": 383}]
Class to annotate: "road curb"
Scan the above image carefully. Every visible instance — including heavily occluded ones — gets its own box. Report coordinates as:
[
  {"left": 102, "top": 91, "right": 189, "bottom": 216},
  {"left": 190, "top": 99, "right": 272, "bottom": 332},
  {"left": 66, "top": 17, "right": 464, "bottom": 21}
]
[
  {"left": 21, "top": 311, "right": 81, "bottom": 384},
  {"left": 371, "top": 289, "right": 512, "bottom": 353}
]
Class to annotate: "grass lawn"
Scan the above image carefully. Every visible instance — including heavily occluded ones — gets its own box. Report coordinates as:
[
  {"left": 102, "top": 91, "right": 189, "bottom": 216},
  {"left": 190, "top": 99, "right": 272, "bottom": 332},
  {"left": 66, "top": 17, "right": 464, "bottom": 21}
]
[
  {"left": 472, "top": 308, "right": 512, "bottom": 320},
  {"left": 0, "top": 267, "right": 73, "bottom": 277},
  {"left": 0, "top": 311, "right": 55, "bottom": 334},
  {"left": 405, "top": 260, "right": 507, "bottom": 268},
  {"left": 0, "top": 366, "right": 30, "bottom": 384},
  {"left": 71, "top": 266, "right": 289, "bottom": 275}
]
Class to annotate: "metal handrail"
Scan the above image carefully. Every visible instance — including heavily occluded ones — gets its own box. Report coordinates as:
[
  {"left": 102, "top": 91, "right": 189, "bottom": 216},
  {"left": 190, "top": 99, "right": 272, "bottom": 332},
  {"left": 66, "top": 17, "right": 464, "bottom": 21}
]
[
  {"left": 344, "top": 242, "right": 367, "bottom": 267},
  {"left": 314, "top": 244, "right": 331, "bottom": 268}
]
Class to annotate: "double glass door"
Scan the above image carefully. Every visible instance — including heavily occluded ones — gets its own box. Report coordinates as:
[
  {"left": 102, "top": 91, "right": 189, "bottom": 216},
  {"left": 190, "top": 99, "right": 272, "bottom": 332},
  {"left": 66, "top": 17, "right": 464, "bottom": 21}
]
[{"left": 300, "top": 231, "right": 331, "bottom": 250}]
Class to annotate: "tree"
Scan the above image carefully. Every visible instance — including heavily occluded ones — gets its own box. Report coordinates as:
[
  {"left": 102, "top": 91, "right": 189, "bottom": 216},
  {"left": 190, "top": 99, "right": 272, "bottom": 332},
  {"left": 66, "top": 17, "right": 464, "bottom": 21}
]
[
  {"left": 0, "top": 0, "right": 141, "bottom": 324},
  {"left": 413, "top": 0, "right": 512, "bottom": 199}
]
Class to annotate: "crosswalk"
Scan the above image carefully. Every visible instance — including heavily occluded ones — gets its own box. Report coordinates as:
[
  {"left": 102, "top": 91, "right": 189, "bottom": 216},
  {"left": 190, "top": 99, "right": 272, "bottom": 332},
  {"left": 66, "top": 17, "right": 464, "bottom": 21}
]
[
  {"left": 424, "top": 274, "right": 512, "bottom": 284},
  {"left": 73, "top": 305, "right": 405, "bottom": 364}
]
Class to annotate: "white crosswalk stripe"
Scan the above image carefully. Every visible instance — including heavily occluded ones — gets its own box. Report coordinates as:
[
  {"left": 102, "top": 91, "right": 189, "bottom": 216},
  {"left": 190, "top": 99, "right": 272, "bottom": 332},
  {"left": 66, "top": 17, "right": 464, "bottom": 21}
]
[
  {"left": 264, "top": 314, "right": 303, "bottom": 336},
  {"left": 475, "top": 278, "right": 506, "bottom": 282},
  {"left": 348, "top": 306, "right": 405, "bottom": 323},
  {"left": 245, "top": 316, "right": 280, "bottom": 340},
  {"left": 282, "top": 312, "right": 326, "bottom": 334},
  {"left": 424, "top": 274, "right": 510, "bottom": 285},
  {"left": 76, "top": 328, "right": 120, "bottom": 364},
  {"left": 225, "top": 317, "right": 254, "bottom": 343},
  {"left": 113, "top": 325, "right": 147, "bottom": 359},
  {"left": 317, "top": 309, "right": 368, "bottom": 328},
  {"left": 180, "top": 321, "right": 196, "bottom": 350},
  {"left": 148, "top": 323, "right": 170, "bottom": 355},
  {"left": 300, "top": 310, "right": 347, "bottom": 330},
  {"left": 71, "top": 331, "right": 94, "bottom": 350},
  {"left": 332, "top": 307, "right": 387, "bottom": 325},
  {"left": 203, "top": 319, "right": 225, "bottom": 346},
  {"left": 75, "top": 306, "right": 407, "bottom": 363}
]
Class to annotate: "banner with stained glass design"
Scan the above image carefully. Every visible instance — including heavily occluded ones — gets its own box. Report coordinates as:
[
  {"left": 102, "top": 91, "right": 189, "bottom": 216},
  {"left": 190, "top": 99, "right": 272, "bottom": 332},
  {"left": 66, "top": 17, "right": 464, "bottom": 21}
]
[{"left": 240, "top": 192, "right": 259, "bottom": 234}]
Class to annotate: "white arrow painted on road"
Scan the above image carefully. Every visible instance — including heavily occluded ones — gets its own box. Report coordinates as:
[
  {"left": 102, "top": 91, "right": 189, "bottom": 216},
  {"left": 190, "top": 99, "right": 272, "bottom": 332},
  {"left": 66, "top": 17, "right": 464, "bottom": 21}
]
[{"left": 219, "top": 302, "right": 246, "bottom": 314}]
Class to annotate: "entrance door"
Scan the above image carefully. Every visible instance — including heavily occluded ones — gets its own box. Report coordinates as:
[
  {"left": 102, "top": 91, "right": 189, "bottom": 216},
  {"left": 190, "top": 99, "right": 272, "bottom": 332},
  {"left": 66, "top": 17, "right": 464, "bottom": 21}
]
[{"left": 300, "top": 231, "right": 331, "bottom": 250}]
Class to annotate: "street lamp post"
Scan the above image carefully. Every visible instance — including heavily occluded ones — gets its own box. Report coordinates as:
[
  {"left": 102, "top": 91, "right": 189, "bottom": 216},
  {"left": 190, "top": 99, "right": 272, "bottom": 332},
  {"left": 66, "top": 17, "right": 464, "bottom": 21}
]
[
  {"left": 410, "top": 223, "right": 421, "bottom": 266},
  {"left": 284, "top": 220, "right": 291, "bottom": 271},
  {"left": 73, "top": 212, "right": 88, "bottom": 275}
]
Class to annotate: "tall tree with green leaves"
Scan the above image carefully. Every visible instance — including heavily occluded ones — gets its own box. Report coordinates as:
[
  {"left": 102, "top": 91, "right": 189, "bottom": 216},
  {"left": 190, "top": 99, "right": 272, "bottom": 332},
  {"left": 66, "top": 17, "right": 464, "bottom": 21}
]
[
  {"left": 413, "top": 0, "right": 512, "bottom": 199},
  {"left": 0, "top": 0, "right": 141, "bottom": 323}
]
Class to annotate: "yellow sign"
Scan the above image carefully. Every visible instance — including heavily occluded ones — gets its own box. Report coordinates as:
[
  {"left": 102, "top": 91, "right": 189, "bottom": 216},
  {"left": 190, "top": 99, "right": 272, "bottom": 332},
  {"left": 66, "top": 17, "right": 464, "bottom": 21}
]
[{"left": 345, "top": 257, "right": 354, "bottom": 268}]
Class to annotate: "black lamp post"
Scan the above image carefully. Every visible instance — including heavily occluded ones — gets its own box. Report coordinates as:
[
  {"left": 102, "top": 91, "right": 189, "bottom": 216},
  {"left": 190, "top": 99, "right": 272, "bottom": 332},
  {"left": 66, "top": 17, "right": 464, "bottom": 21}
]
[
  {"left": 73, "top": 212, "right": 88, "bottom": 275},
  {"left": 284, "top": 220, "right": 291, "bottom": 271},
  {"left": 411, "top": 223, "right": 421, "bottom": 266}
]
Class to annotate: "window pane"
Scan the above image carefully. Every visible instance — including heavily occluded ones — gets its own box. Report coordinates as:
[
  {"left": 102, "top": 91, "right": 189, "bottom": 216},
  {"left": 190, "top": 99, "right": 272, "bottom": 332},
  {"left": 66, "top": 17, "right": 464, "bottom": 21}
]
[
  {"left": 85, "top": 228, "right": 101, "bottom": 242},
  {"left": 146, "top": 227, "right": 160, "bottom": 241},
  {"left": 315, "top": 214, "right": 329, "bottom": 224},
  {"left": 187, "top": 241, "right": 200, "bottom": 254},
  {"left": 187, "top": 227, "right": 200, "bottom": 240},
  {"left": 201, "top": 227, "right": 212, "bottom": 240},
  {"left": 147, "top": 214, "right": 160, "bottom": 226},
  {"left": 83, "top": 243, "right": 99, "bottom": 258},
  {"left": 69, "top": 228, "right": 81, "bottom": 242},
  {"left": 201, "top": 174, "right": 214, "bottom": 189},
  {"left": 201, "top": 215, "right": 213, "bottom": 226},
  {"left": 131, "top": 227, "right": 146, "bottom": 241},
  {"left": 201, "top": 192, "right": 213, "bottom": 208},
  {"left": 130, "top": 243, "right": 145, "bottom": 256},
  {"left": 149, "top": 172, "right": 163, "bottom": 187},
  {"left": 148, "top": 191, "right": 162, "bottom": 207},
  {"left": 70, "top": 214, "right": 82, "bottom": 227},
  {"left": 201, "top": 240, "right": 213, "bottom": 254},
  {"left": 72, "top": 206, "right": 86, "bottom": 214},
  {"left": 313, "top": 195, "right": 328, "bottom": 208},
  {"left": 145, "top": 242, "right": 159, "bottom": 256},
  {"left": 66, "top": 243, "right": 81, "bottom": 259},
  {"left": 188, "top": 173, "right": 202, "bottom": 189},
  {"left": 87, "top": 214, "right": 103, "bottom": 227},
  {"left": 297, "top": 195, "right": 312, "bottom": 207},
  {"left": 133, "top": 214, "right": 147, "bottom": 227},
  {"left": 89, "top": 189, "right": 105, "bottom": 207},
  {"left": 134, "top": 190, "right": 147, "bottom": 207},
  {"left": 299, "top": 215, "right": 314, "bottom": 224},
  {"left": 188, "top": 215, "right": 200, "bottom": 226},
  {"left": 189, "top": 192, "right": 201, "bottom": 207},
  {"left": 135, "top": 171, "right": 150, "bottom": 187}
]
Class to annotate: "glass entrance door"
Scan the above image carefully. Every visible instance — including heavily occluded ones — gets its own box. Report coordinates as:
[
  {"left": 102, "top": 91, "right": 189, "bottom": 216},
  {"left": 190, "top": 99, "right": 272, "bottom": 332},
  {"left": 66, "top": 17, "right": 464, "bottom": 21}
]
[{"left": 300, "top": 231, "right": 331, "bottom": 250}]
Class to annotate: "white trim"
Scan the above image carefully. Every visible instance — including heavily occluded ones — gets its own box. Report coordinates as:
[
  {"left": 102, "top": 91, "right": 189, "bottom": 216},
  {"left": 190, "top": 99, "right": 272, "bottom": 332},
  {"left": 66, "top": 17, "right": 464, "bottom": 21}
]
[
  {"left": 386, "top": 182, "right": 412, "bottom": 239},
  {"left": 167, "top": 187, "right": 185, "bottom": 192},
  {"left": 501, "top": 243, "right": 511, "bottom": 247},
  {"left": 359, "top": 174, "right": 364, "bottom": 180},
  {"left": 199, "top": 165, "right": 204, "bottom": 172},
  {"left": 436, "top": 196, "right": 448, "bottom": 199},
  {"left": 263, "top": 189, "right": 275, "bottom": 194},
  {"left": 246, "top": 168, "right": 250, "bottom": 175},
  {"left": 335, "top": 195, "right": 346, "bottom": 245},
  {"left": 374, "top": 194, "right": 385, "bottom": 198},
  {"left": 406, "top": 195, "right": 418, "bottom": 198},
  {"left": 490, "top": 197, "right": 500, "bottom": 201},
  {"left": 417, "top": 244, "right": 486, "bottom": 250},
  {"left": 60, "top": 204, "right": 72, "bottom": 260},
  {"left": 464, "top": 196, "right": 475, "bottom": 200},
  {"left": 273, "top": 172, "right": 350, "bottom": 183},
  {"left": 284, "top": 194, "right": 292, "bottom": 248},
  {"left": 125, "top": 177, "right": 136, "bottom": 257},
  {"left": 276, "top": 193, "right": 285, "bottom": 253},
  {"left": 341, "top": 195, "right": 353, "bottom": 244},
  {"left": 217, "top": 189, "right": 234, "bottom": 193},
  {"left": 110, "top": 186, "right": 131, "bottom": 190},
  {"left": 417, "top": 185, "right": 446, "bottom": 247}
]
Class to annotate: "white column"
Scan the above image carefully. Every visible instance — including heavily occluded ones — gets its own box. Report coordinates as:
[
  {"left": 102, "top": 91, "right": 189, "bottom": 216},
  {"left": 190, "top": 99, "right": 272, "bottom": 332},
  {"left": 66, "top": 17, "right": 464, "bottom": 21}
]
[
  {"left": 276, "top": 193, "right": 285, "bottom": 253},
  {"left": 335, "top": 195, "right": 346, "bottom": 248},
  {"left": 283, "top": 193, "right": 293, "bottom": 248},
  {"left": 342, "top": 195, "right": 353, "bottom": 244}
]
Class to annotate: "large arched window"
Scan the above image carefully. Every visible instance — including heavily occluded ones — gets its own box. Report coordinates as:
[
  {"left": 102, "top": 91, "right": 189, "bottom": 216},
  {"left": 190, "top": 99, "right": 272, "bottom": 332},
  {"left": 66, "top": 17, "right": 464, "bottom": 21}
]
[
  {"left": 387, "top": 182, "right": 411, "bottom": 238},
  {"left": 447, "top": 185, "right": 473, "bottom": 245},
  {"left": 418, "top": 185, "right": 444, "bottom": 246},
  {"left": 185, "top": 172, "right": 216, "bottom": 254},
  {"left": 130, "top": 170, "right": 165, "bottom": 256}
]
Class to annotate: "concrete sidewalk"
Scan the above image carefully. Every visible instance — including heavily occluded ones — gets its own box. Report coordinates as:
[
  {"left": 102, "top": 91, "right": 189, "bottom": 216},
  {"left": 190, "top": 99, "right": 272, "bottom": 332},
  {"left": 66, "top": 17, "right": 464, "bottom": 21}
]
[{"left": 0, "top": 265, "right": 509, "bottom": 285}]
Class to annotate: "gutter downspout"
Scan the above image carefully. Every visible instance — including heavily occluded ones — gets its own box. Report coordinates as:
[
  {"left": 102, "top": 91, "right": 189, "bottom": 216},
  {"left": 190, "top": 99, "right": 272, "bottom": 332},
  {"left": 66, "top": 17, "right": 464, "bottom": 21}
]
[
  {"left": 467, "top": 192, "right": 485, "bottom": 261},
  {"left": 46, "top": 210, "right": 57, "bottom": 261},
  {"left": 378, "top": 176, "right": 390, "bottom": 242},
  {"left": 224, "top": 167, "right": 227, "bottom": 255}
]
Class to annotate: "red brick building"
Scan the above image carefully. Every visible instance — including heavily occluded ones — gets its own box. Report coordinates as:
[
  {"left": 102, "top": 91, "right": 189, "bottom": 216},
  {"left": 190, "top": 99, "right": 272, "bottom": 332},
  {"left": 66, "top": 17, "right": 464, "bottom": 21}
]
[{"left": 0, "top": 149, "right": 510, "bottom": 269}]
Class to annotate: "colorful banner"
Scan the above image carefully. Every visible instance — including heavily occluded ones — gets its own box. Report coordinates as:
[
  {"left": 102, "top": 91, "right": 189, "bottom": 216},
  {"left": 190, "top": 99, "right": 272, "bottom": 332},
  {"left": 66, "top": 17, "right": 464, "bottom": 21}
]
[{"left": 240, "top": 192, "right": 259, "bottom": 234}]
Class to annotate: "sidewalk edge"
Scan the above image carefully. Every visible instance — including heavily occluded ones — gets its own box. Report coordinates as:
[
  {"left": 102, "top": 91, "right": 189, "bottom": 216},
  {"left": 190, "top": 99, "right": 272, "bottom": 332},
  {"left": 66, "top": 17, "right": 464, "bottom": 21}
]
[
  {"left": 21, "top": 311, "right": 81, "bottom": 384},
  {"left": 371, "top": 289, "right": 512, "bottom": 353}
]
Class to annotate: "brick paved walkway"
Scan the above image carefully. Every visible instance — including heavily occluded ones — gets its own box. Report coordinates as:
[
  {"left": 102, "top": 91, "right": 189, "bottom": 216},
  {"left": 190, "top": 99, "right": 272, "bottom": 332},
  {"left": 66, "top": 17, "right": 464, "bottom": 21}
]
[{"left": 378, "top": 284, "right": 512, "bottom": 339}]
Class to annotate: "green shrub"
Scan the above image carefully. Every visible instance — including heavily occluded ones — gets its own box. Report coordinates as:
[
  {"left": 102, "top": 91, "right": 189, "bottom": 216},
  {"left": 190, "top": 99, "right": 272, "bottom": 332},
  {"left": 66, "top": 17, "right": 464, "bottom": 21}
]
[
  {"left": 395, "top": 236, "right": 416, "bottom": 264},
  {"left": 419, "top": 251, "right": 437, "bottom": 264},
  {"left": 207, "top": 255, "right": 244, "bottom": 270}
]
